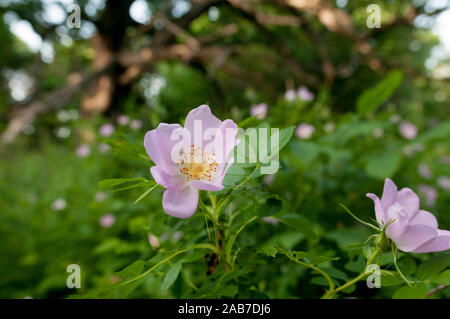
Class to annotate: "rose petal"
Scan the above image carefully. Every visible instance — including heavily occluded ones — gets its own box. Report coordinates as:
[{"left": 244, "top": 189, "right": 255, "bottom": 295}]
[
  {"left": 408, "top": 210, "right": 438, "bottom": 229},
  {"left": 366, "top": 193, "right": 386, "bottom": 226},
  {"left": 189, "top": 180, "right": 224, "bottom": 191},
  {"left": 412, "top": 233, "right": 450, "bottom": 253},
  {"left": 185, "top": 105, "right": 222, "bottom": 144},
  {"left": 381, "top": 178, "right": 397, "bottom": 211},
  {"left": 395, "top": 187, "right": 420, "bottom": 217},
  {"left": 150, "top": 166, "right": 186, "bottom": 190},
  {"left": 393, "top": 224, "right": 437, "bottom": 252},
  {"left": 162, "top": 186, "right": 199, "bottom": 218},
  {"left": 385, "top": 203, "right": 409, "bottom": 239},
  {"left": 144, "top": 123, "right": 182, "bottom": 174}
]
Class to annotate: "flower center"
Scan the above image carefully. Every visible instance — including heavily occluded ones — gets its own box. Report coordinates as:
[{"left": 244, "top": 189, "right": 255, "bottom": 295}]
[{"left": 177, "top": 145, "right": 218, "bottom": 182}]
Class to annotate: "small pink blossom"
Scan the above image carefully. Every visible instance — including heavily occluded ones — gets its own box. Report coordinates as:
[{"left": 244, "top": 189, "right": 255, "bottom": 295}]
[
  {"left": 367, "top": 178, "right": 449, "bottom": 253},
  {"left": 437, "top": 176, "right": 450, "bottom": 190},
  {"left": 99, "top": 214, "right": 115, "bottom": 228},
  {"left": 295, "top": 123, "right": 315, "bottom": 140},
  {"left": 98, "top": 142, "right": 111, "bottom": 154},
  {"left": 418, "top": 184, "right": 438, "bottom": 207},
  {"left": 172, "top": 231, "right": 184, "bottom": 242},
  {"left": 324, "top": 122, "right": 335, "bottom": 133},
  {"left": 117, "top": 115, "right": 130, "bottom": 126},
  {"left": 148, "top": 234, "right": 160, "bottom": 247},
  {"left": 94, "top": 191, "right": 106, "bottom": 202},
  {"left": 389, "top": 114, "right": 401, "bottom": 124},
  {"left": 76, "top": 144, "right": 91, "bottom": 158},
  {"left": 399, "top": 122, "right": 418, "bottom": 140},
  {"left": 250, "top": 103, "right": 268, "bottom": 119},
  {"left": 144, "top": 105, "right": 238, "bottom": 218},
  {"left": 262, "top": 216, "right": 279, "bottom": 225},
  {"left": 263, "top": 174, "right": 275, "bottom": 185},
  {"left": 285, "top": 89, "right": 296, "bottom": 101},
  {"left": 417, "top": 163, "right": 432, "bottom": 179},
  {"left": 372, "top": 128, "right": 384, "bottom": 139},
  {"left": 130, "top": 119, "right": 142, "bottom": 130},
  {"left": 297, "top": 86, "right": 314, "bottom": 101},
  {"left": 99, "top": 123, "right": 115, "bottom": 137},
  {"left": 51, "top": 198, "right": 67, "bottom": 211}
]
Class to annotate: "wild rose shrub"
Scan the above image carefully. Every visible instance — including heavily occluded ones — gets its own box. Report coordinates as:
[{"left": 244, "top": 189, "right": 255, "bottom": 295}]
[{"left": 1, "top": 74, "right": 449, "bottom": 299}]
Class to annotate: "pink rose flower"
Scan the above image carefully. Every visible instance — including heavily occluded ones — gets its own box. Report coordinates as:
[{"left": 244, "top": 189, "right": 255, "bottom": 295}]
[
  {"left": 437, "top": 176, "right": 450, "bottom": 190},
  {"left": 148, "top": 234, "right": 160, "bottom": 247},
  {"left": 117, "top": 115, "right": 130, "bottom": 126},
  {"left": 51, "top": 198, "right": 67, "bottom": 211},
  {"left": 367, "top": 178, "right": 450, "bottom": 253},
  {"left": 284, "top": 89, "right": 296, "bottom": 101},
  {"left": 297, "top": 86, "right": 314, "bottom": 101},
  {"left": 295, "top": 123, "right": 315, "bottom": 140},
  {"left": 99, "top": 123, "right": 115, "bottom": 137},
  {"left": 263, "top": 174, "right": 275, "bottom": 185},
  {"left": 76, "top": 144, "right": 90, "bottom": 158},
  {"left": 99, "top": 214, "right": 115, "bottom": 228},
  {"left": 372, "top": 128, "right": 384, "bottom": 139},
  {"left": 418, "top": 184, "right": 438, "bottom": 207},
  {"left": 130, "top": 119, "right": 142, "bottom": 130},
  {"left": 399, "top": 122, "right": 418, "bottom": 140},
  {"left": 250, "top": 103, "right": 268, "bottom": 119},
  {"left": 417, "top": 163, "right": 432, "bottom": 179},
  {"left": 144, "top": 105, "right": 238, "bottom": 218},
  {"left": 98, "top": 142, "right": 111, "bottom": 154},
  {"left": 262, "top": 216, "right": 279, "bottom": 225}
]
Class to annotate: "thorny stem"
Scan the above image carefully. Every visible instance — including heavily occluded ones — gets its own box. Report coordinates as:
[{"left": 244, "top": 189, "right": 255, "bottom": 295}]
[
  {"left": 322, "top": 250, "right": 379, "bottom": 299},
  {"left": 425, "top": 285, "right": 448, "bottom": 298},
  {"left": 283, "top": 253, "right": 335, "bottom": 294}
]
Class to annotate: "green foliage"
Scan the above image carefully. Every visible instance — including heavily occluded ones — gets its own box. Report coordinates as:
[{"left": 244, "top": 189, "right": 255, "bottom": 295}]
[
  {"left": 356, "top": 70, "right": 403, "bottom": 116},
  {"left": 0, "top": 0, "right": 449, "bottom": 301}
]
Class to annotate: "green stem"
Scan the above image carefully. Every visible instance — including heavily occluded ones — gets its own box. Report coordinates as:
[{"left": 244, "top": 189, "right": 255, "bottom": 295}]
[
  {"left": 283, "top": 253, "right": 335, "bottom": 294},
  {"left": 322, "top": 250, "right": 378, "bottom": 299}
]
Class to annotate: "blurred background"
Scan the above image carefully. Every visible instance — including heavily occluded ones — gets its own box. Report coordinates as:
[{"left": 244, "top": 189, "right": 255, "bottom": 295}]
[{"left": 0, "top": 0, "right": 449, "bottom": 298}]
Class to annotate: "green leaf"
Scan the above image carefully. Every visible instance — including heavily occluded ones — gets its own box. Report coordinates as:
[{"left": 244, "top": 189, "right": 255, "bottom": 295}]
[
  {"left": 416, "top": 253, "right": 450, "bottom": 280},
  {"left": 432, "top": 269, "right": 450, "bottom": 285},
  {"left": 364, "top": 149, "right": 401, "bottom": 180},
  {"left": 357, "top": 70, "right": 403, "bottom": 116},
  {"left": 222, "top": 162, "right": 247, "bottom": 187},
  {"left": 261, "top": 125, "right": 295, "bottom": 163},
  {"left": 257, "top": 245, "right": 278, "bottom": 257},
  {"left": 258, "top": 195, "right": 284, "bottom": 217},
  {"left": 380, "top": 270, "right": 404, "bottom": 287},
  {"left": 392, "top": 284, "right": 427, "bottom": 299},
  {"left": 98, "top": 177, "right": 148, "bottom": 190},
  {"left": 278, "top": 214, "right": 318, "bottom": 240},
  {"left": 181, "top": 251, "right": 205, "bottom": 263},
  {"left": 134, "top": 184, "right": 160, "bottom": 204},
  {"left": 161, "top": 263, "right": 182, "bottom": 291},
  {"left": 416, "top": 122, "right": 450, "bottom": 143},
  {"left": 116, "top": 260, "right": 145, "bottom": 279},
  {"left": 289, "top": 140, "right": 321, "bottom": 164}
]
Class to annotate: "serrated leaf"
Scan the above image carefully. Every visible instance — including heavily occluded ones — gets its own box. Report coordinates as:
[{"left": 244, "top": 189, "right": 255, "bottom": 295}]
[
  {"left": 161, "top": 263, "right": 181, "bottom": 291},
  {"left": 416, "top": 253, "right": 450, "bottom": 280},
  {"left": 393, "top": 284, "right": 427, "bottom": 299},
  {"left": 257, "top": 245, "right": 278, "bottom": 257}
]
